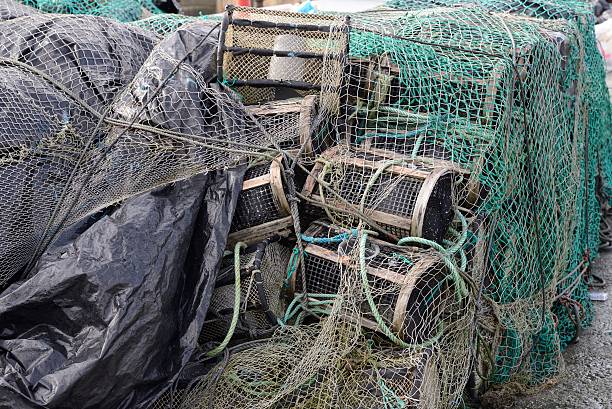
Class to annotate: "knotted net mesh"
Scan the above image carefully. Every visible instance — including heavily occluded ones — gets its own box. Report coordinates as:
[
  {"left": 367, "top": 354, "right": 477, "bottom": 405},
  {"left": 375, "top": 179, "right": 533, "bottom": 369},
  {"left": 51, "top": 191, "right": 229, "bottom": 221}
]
[
  {"left": 0, "top": 4, "right": 294, "bottom": 287},
  {"left": 0, "top": 1, "right": 609, "bottom": 408},
  {"left": 385, "top": 0, "right": 612, "bottom": 384},
  {"left": 17, "top": 0, "right": 161, "bottom": 21},
  {"left": 149, "top": 4, "right": 608, "bottom": 408}
]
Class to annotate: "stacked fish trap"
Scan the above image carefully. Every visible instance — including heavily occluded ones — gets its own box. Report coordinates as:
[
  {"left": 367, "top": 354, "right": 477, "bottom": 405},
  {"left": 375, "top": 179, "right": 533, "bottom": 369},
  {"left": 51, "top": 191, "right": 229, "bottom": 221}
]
[
  {"left": 301, "top": 146, "right": 456, "bottom": 242},
  {"left": 200, "top": 240, "right": 292, "bottom": 344},
  {"left": 217, "top": 5, "right": 348, "bottom": 104},
  {"left": 288, "top": 222, "right": 460, "bottom": 343},
  {"left": 245, "top": 95, "right": 330, "bottom": 155},
  {"left": 228, "top": 154, "right": 306, "bottom": 247}
]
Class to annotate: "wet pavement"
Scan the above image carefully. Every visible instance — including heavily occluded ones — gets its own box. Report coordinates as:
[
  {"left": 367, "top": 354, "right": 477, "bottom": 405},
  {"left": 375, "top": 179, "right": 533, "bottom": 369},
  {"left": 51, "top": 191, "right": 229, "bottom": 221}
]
[{"left": 481, "top": 249, "right": 612, "bottom": 409}]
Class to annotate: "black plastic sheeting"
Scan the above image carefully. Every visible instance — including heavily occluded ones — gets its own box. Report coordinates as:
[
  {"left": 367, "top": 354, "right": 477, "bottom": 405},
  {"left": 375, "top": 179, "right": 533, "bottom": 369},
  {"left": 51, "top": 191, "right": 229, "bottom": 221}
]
[
  {"left": 0, "top": 167, "right": 245, "bottom": 408},
  {"left": 112, "top": 20, "right": 243, "bottom": 137}
]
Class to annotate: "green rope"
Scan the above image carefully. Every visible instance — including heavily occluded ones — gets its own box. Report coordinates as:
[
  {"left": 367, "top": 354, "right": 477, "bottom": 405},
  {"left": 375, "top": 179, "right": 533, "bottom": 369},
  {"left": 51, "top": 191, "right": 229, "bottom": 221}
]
[
  {"left": 443, "top": 210, "right": 468, "bottom": 255},
  {"left": 285, "top": 247, "right": 301, "bottom": 282},
  {"left": 281, "top": 293, "right": 337, "bottom": 325},
  {"left": 206, "top": 241, "right": 247, "bottom": 358},
  {"left": 359, "top": 231, "right": 443, "bottom": 349},
  {"left": 360, "top": 159, "right": 407, "bottom": 214},
  {"left": 396, "top": 235, "right": 469, "bottom": 299},
  {"left": 379, "top": 377, "right": 407, "bottom": 408}
]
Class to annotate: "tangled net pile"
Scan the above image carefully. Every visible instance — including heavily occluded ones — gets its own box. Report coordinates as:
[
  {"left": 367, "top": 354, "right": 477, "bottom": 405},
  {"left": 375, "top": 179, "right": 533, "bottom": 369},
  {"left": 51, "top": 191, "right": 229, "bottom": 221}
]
[
  {"left": 0, "top": 1, "right": 610, "bottom": 408},
  {"left": 384, "top": 0, "right": 612, "bottom": 384}
]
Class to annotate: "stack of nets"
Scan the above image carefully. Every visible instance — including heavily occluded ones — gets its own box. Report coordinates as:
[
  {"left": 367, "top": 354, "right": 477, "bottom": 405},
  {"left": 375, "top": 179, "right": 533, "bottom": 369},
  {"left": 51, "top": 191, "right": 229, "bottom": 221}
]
[
  {"left": 150, "top": 4, "right": 608, "bottom": 408},
  {"left": 0, "top": 1, "right": 609, "bottom": 408},
  {"left": 385, "top": 0, "right": 612, "bottom": 382}
]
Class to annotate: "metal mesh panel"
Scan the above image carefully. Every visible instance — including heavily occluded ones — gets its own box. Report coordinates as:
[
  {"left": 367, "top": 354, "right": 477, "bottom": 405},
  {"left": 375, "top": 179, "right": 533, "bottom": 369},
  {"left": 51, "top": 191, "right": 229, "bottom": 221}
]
[{"left": 294, "top": 222, "right": 453, "bottom": 343}]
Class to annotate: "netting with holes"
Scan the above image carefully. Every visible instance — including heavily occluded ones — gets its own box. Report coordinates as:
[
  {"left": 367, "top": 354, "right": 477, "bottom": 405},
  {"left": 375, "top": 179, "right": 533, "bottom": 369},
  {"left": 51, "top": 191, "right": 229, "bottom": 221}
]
[
  {"left": 0, "top": 1, "right": 609, "bottom": 408},
  {"left": 16, "top": 0, "right": 161, "bottom": 21},
  {"left": 147, "top": 5, "right": 607, "bottom": 409},
  {"left": 0, "top": 3, "right": 299, "bottom": 287},
  {"left": 384, "top": 0, "right": 612, "bottom": 385},
  {"left": 200, "top": 242, "right": 291, "bottom": 345}
]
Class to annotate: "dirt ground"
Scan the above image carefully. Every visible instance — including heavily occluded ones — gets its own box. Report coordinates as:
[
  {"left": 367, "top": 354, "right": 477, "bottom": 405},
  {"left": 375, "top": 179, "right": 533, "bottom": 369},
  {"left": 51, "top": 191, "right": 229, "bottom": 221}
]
[{"left": 480, "top": 249, "right": 612, "bottom": 409}]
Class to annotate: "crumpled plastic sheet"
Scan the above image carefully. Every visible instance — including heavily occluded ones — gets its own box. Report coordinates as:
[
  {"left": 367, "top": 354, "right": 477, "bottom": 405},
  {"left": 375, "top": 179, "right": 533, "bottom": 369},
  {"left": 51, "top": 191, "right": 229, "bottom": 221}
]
[{"left": 0, "top": 167, "right": 246, "bottom": 408}]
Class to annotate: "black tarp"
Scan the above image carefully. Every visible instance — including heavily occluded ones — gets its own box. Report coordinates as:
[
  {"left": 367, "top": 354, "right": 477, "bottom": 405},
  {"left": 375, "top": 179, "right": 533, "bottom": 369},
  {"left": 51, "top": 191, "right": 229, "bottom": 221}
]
[
  {"left": 0, "top": 167, "right": 245, "bottom": 408},
  {"left": 0, "top": 6, "right": 256, "bottom": 407}
]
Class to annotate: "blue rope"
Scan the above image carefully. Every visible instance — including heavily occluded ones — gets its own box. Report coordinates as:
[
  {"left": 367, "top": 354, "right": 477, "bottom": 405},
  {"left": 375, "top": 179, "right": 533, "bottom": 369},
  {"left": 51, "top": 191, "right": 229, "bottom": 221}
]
[{"left": 300, "top": 228, "right": 359, "bottom": 244}]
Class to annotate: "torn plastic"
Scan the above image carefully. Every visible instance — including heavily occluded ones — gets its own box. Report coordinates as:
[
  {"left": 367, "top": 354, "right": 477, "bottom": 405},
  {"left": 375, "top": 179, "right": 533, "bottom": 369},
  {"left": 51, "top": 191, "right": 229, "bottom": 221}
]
[{"left": 0, "top": 166, "right": 246, "bottom": 409}]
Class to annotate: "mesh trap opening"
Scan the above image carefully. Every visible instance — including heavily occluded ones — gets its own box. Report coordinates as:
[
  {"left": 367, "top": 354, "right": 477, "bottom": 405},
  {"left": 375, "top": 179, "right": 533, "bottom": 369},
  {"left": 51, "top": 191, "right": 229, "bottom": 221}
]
[{"left": 301, "top": 146, "right": 455, "bottom": 242}]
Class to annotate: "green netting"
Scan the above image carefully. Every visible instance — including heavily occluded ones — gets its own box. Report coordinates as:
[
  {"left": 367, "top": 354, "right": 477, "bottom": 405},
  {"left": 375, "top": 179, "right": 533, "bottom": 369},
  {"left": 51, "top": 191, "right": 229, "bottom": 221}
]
[
  {"left": 384, "top": 0, "right": 611, "bottom": 389},
  {"left": 18, "top": 0, "right": 162, "bottom": 21}
]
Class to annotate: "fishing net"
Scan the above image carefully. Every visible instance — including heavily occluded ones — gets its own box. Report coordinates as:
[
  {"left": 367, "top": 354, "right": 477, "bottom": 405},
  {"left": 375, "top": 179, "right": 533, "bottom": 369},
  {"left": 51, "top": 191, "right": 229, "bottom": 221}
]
[
  {"left": 384, "top": 0, "right": 611, "bottom": 385},
  {"left": 17, "top": 0, "right": 162, "bottom": 22},
  {"left": 0, "top": 0, "right": 609, "bottom": 407},
  {"left": 0, "top": 7, "right": 300, "bottom": 287},
  {"left": 144, "top": 5, "right": 607, "bottom": 408},
  {"left": 131, "top": 13, "right": 212, "bottom": 37}
]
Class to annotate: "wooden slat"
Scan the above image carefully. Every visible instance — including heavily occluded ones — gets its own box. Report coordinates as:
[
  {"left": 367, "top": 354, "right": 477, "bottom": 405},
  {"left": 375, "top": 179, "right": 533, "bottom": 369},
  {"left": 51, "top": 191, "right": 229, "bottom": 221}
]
[
  {"left": 227, "top": 216, "right": 293, "bottom": 248},
  {"left": 310, "top": 194, "right": 413, "bottom": 231},
  {"left": 242, "top": 174, "right": 270, "bottom": 190}
]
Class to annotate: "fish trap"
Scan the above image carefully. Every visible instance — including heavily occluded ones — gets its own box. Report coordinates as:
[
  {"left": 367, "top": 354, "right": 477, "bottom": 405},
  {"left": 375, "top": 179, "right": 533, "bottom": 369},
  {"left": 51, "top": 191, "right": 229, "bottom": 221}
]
[
  {"left": 228, "top": 154, "right": 304, "bottom": 247},
  {"left": 217, "top": 6, "right": 348, "bottom": 104},
  {"left": 200, "top": 240, "right": 291, "bottom": 344},
  {"left": 360, "top": 134, "right": 481, "bottom": 207},
  {"left": 246, "top": 95, "right": 330, "bottom": 156},
  {"left": 288, "top": 222, "right": 457, "bottom": 343},
  {"left": 301, "top": 146, "right": 455, "bottom": 243}
]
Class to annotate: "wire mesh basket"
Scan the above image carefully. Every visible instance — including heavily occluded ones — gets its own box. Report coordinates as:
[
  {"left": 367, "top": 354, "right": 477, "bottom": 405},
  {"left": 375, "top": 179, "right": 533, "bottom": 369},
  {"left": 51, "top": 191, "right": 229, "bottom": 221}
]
[
  {"left": 217, "top": 6, "right": 348, "bottom": 104},
  {"left": 228, "top": 155, "right": 304, "bottom": 247},
  {"left": 301, "top": 146, "right": 456, "bottom": 243},
  {"left": 246, "top": 95, "right": 330, "bottom": 155},
  {"left": 200, "top": 240, "right": 292, "bottom": 344},
  {"left": 288, "top": 222, "right": 456, "bottom": 343}
]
